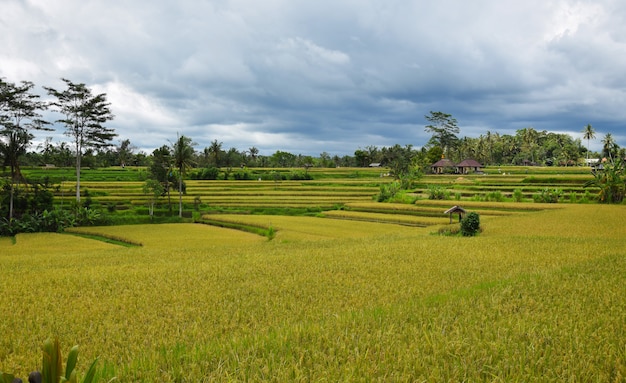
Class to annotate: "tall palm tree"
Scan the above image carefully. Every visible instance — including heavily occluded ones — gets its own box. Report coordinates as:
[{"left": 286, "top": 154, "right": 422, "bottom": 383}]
[
  {"left": 602, "top": 133, "right": 617, "bottom": 162},
  {"left": 520, "top": 127, "right": 538, "bottom": 163},
  {"left": 208, "top": 139, "right": 222, "bottom": 167},
  {"left": 583, "top": 124, "right": 595, "bottom": 160},
  {"left": 248, "top": 146, "right": 259, "bottom": 166},
  {"left": 172, "top": 135, "right": 195, "bottom": 217}
]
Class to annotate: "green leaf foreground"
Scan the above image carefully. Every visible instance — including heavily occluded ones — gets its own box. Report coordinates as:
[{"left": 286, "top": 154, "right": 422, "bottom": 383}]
[{"left": 1, "top": 339, "right": 101, "bottom": 383}]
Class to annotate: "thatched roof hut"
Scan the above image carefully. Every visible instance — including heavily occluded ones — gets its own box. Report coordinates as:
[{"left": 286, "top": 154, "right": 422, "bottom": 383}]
[
  {"left": 456, "top": 159, "right": 483, "bottom": 174},
  {"left": 431, "top": 158, "right": 456, "bottom": 174},
  {"left": 444, "top": 205, "right": 466, "bottom": 223}
]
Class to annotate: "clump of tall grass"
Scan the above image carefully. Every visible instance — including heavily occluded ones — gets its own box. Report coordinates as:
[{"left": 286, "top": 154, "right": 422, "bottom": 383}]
[
  {"left": 428, "top": 185, "right": 450, "bottom": 200},
  {"left": 533, "top": 188, "right": 563, "bottom": 203}
]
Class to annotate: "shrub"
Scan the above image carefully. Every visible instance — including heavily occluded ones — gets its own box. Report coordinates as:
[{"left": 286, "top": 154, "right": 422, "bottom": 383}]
[
  {"left": 437, "top": 225, "right": 460, "bottom": 236},
  {"left": 533, "top": 188, "right": 563, "bottom": 203},
  {"left": 233, "top": 170, "right": 253, "bottom": 180},
  {"left": 484, "top": 191, "right": 504, "bottom": 202},
  {"left": 376, "top": 182, "right": 401, "bottom": 202},
  {"left": 428, "top": 185, "right": 450, "bottom": 200},
  {"left": 288, "top": 171, "right": 313, "bottom": 180},
  {"left": 460, "top": 212, "right": 480, "bottom": 236},
  {"left": 513, "top": 188, "right": 524, "bottom": 202},
  {"left": 190, "top": 167, "right": 219, "bottom": 180}
]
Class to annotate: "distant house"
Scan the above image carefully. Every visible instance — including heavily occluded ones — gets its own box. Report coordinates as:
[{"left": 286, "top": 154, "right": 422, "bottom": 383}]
[
  {"left": 368, "top": 163, "right": 382, "bottom": 167},
  {"left": 456, "top": 159, "right": 483, "bottom": 174},
  {"left": 430, "top": 158, "right": 456, "bottom": 174},
  {"left": 430, "top": 158, "right": 482, "bottom": 174}
]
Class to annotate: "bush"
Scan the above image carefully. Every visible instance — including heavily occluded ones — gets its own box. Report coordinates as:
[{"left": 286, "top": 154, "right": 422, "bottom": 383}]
[
  {"left": 533, "top": 188, "right": 563, "bottom": 203},
  {"left": 376, "top": 182, "right": 401, "bottom": 202},
  {"left": 233, "top": 170, "right": 253, "bottom": 180},
  {"left": 460, "top": 212, "right": 480, "bottom": 236},
  {"left": 190, "top": 167, "right": 219, "bottom": 180},
  {"left": 484, "top": 191, "right": 504, "bottom": 202},
  {"left": 437, "top": 225, "right": 460, "bottom": 236},
  {"left": 513, "top": 188, "right": 524, "bottom": 202},
  {"left": 428, "top": 185, "right": 450, "bottom": 200},
  {"left": 288, "top": 171, "right": 313, "bottom": 180}
]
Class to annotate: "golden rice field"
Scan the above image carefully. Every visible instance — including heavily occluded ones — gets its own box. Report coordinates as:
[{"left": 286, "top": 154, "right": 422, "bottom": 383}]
[{"left": 1, "top": 204, "right": 626, "bottom": 381}]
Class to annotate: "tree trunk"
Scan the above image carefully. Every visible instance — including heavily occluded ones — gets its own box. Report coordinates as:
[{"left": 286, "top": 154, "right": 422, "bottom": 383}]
[
  {"left": 75, "top": 143, "right": 82, "bottom": 203},
  {"left": 9, "top": 182, "right": 14, "bottom": 221},
  {"left": 178, "top": 174, "right": 183, "bottom": 218}
]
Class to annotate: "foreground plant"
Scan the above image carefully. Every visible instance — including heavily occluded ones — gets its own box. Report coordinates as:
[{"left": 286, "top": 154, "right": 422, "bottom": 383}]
[{"left": 0, "top": 338, "right": 99, "bottom": 383}]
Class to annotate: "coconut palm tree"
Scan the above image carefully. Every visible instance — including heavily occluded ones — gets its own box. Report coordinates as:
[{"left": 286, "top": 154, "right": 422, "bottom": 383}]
[
  {"left": 208, "top": 139, "right": 222, "bottom": 167},
  {"left": 602, "top": 133, "right": 617, "bottom": 162},
  {"left": 583, "top": 124, "right": 595, "bottom": 160},
  {"left": 172, "top": 134, "right": 196, "bottom": 217}
]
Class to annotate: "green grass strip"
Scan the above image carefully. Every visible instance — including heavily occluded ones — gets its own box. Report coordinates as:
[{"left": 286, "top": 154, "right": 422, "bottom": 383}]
[
  {"left": 63, "top": 231, "right": 143, "bottom": 247},
  {"left": 198, "top": 218, "right": 276, "bottom": 240}
]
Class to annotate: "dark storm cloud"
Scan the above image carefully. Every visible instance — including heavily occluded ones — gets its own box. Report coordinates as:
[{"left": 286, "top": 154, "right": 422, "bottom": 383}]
[{"left": 2, "top": 0, "right": 625, "bottom": 155}]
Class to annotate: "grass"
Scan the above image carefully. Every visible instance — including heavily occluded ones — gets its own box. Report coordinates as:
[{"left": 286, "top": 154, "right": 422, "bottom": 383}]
[{"left": 1, "top": 204, "right": 625, "bottom": 381}]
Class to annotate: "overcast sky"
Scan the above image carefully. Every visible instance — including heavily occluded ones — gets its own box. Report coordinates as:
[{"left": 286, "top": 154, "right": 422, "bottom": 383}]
[{"left": 2, "top": 0, "right": 625, "bottom": 156}]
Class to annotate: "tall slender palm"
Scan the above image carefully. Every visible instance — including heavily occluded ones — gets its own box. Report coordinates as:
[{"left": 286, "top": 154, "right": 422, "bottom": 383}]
[
  {"left": 602, "top": 133, "right": 617, "bottom": 162},
  {"left": 172, "top": 134, "right": 195, "bottom": 217},
  {"left": 208, "top": 139, "right": 222, "bottom": 167},
  {"left": 248, "top": 146, "right": 259, "bottom": 166},
  {"left": 583, "top": 124, "right": 595, "bottom": 160}
]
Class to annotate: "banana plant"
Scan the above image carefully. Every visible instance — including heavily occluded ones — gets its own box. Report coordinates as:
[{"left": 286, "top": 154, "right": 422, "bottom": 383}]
[
  {"left": 0, "top": 339, "right": 99, "bottom": 383},
  {"left": 42, "top": 338, "right": 98, "bottom": 383}
]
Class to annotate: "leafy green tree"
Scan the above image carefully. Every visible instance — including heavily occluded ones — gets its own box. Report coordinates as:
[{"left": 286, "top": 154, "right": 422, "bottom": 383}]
[
  {"left": 0, "top": 79, "right": 50, "bottom": 220},
  {"left": 150, "top": 145, "right": 174, "bottom": 212},
  {"left": 116, "top": 138, "right": 135, "bottom": 167},
  {"left": 44, "top": 79, "right": 116, "bottom": 203},
  {"left": 143, "top": 178, "right": 164, "bottom": 220},
  {"left": 583, "top": 124, "right": 596, "bottom": 160},
  {"left": 0, "top": 130, "right": 32, "bottom": 219},
  {"left": 380, "top": 144, "right": 420, "bottom": 188},
  {"left": 353, "top": 148, "right": 369, "bottom": 167},
  {"left": 424, "top": 111, "right": 459, "bottom": 158},
  {"left": 224, "top": 147, "right": 242, "bottom": 168},
  {"left": 270, "top": 150, "right": 296, "bottom": 167},
  {"left": 172, "top": 134, "right": 196, "bottom": 217}
]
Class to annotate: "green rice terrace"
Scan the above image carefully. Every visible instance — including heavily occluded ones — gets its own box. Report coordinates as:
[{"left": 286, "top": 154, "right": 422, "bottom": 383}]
[{"left": 19, "top": 165, "right": 600, "bottom": 224}]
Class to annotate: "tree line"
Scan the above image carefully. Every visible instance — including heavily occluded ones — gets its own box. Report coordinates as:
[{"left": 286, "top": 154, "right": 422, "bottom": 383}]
[{"left": 2, "top": 77, "right": 626, "bottom": 233}]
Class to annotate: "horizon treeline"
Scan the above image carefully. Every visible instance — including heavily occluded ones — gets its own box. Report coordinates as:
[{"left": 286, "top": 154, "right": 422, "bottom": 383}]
[
  {"left": 16, "top": 126, "right": 624, "bottom": 170},
  {"left": 3, "top": 77, "right": 624, "bottom": 172}
]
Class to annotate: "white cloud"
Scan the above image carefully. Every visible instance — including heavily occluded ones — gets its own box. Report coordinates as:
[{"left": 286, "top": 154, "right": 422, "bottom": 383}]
[{"left": 1, "top": 0, "right": 625, "bottom": 155}]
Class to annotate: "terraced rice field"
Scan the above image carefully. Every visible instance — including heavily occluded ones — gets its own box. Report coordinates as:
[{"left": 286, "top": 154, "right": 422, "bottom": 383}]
[{"left": 2, "top": 204, "right": 625, "bottom": 381}]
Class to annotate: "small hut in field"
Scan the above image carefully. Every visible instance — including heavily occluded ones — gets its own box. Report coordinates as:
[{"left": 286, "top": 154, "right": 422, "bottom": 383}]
[{"left": 444, "top": 205, "right": 466, "bottom": 223}]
